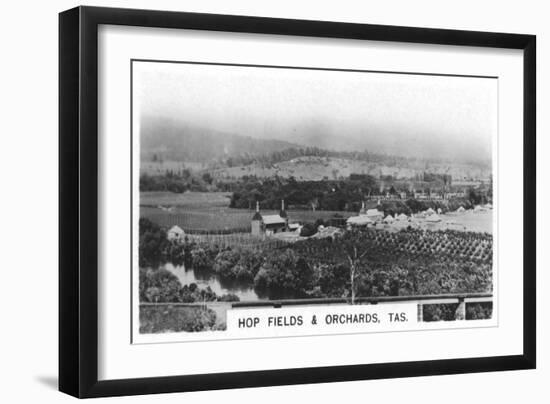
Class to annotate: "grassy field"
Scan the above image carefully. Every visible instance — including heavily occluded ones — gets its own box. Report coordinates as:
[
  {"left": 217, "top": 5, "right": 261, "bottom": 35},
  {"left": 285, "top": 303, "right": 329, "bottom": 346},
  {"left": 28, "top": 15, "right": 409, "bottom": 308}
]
[
  {"left": 140, "top": 191, "right": 231, "bottom": 208},
  {"left": 140, "top": 191, "right": 355, "bottom": 232}
]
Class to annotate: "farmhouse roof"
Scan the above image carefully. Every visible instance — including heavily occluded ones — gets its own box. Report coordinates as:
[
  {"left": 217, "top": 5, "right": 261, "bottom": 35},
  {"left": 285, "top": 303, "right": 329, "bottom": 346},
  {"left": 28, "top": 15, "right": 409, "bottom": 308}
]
[
  {"left": 426, "top": 214, "right": 442, "bottom": 222},
  {"left": 383, "top": 215, "right": 395, "bottom": 223},
  {"left": 397, "top": 213, "right": 409, "bottom": 221},
  {"left": 168, "top": 225, "right": 185, "bottom": 234},
  {"left": 313, "top": 226, "right": 343, "bottom": 239},
  {"left": 347, "top": 215, "right": 374, "bottom": 226},
  {"left": 366, "top": 208, "right": 383, "bottom": 217},
  {"left": 262, "top": 215, "right": 286, "bottom": 225}
]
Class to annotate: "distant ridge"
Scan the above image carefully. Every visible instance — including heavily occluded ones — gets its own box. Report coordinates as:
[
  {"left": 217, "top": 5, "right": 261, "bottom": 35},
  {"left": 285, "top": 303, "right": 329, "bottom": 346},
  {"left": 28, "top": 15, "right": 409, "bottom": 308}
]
[{"left": 141, "top": 116, "right": 300, "bottom": 163}]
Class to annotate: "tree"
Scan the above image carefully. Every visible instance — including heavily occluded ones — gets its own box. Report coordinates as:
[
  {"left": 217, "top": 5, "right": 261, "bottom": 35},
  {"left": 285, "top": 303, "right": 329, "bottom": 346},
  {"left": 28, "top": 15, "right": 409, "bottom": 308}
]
[
  {"left": 254, "top": 250, "right": 315, "bottom": 297},
  {"left": 191, "top": 247, "right": 213, "bottom": 271},
  {"left": 138, "top": 218, "right": 168, "bottom": 268},
  {"left": 202, "top": 172, "right": 213, "bottom": 184},
  {"left": 139, "top": 267, "right": 182, "bottom": 302},
  {"left": 344, "top": 244, "right": 368, "bottom": 304},
  {"left": 300, "top": 223, "right": 318, "bottom": 237},
  {"left": 467, "top": 188, "right": 483, "bottom": 205},
  {"left": 213, "top": 249, "right": 241, "bottom": 279},
  {"left": 328, "top": 230, "right": 371, "bottom": 304},
  {"left": 318, "top": 263, "right": 349, "bottom": 297}
]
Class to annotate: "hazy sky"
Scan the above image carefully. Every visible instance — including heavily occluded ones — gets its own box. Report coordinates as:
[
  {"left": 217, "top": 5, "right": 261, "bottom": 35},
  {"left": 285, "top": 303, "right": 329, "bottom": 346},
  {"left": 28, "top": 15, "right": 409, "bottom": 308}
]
[{"left": 135, "top": 61, "right": 496, "bottom": 163}]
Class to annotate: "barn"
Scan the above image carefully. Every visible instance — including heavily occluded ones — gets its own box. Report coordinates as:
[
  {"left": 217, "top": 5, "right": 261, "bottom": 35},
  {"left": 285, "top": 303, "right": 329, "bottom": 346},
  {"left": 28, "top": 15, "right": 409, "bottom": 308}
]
[{"left": 251, "top": 200, "right": 289, "bottom": 236}]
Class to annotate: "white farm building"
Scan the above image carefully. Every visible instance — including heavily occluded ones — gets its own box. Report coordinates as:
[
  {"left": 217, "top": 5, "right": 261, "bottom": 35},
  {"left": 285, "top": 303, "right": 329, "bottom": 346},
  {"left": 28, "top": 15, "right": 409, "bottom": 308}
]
[{"left": 167, "top": 225, "right": 185, "bottom": 241}]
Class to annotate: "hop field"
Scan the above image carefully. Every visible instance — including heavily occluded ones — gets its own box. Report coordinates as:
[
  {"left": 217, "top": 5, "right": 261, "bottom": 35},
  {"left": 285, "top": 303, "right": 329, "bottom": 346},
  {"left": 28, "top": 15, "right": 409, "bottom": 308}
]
[
  {"left": 293, "top": 228, "right": 493, "bottom": 268},
  {"left": 363, "top": 228, "right": 493, "bottom": 265}
]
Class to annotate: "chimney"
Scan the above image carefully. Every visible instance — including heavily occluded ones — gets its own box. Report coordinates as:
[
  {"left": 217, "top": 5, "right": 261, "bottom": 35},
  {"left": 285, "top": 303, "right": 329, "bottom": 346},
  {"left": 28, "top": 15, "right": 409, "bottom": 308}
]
[
  {"left": 252, "top": 201, "right": 262, "bottom": 221},
  {"left": 279, "top": 199, "right": 287, "bottom": 218}
]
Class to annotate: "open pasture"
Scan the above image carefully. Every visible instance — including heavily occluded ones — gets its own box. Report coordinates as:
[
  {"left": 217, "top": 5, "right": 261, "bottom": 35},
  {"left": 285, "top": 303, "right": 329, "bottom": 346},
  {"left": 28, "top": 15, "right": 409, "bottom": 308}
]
[
  {"left": 140, "top": 191, "right": 355, "bottom": 233},
  {"left": 140, "top": 191, "right": 231, "bottom": 208},
  {"left": 141, "top": 205, "right": 355, "bottom": 233}
]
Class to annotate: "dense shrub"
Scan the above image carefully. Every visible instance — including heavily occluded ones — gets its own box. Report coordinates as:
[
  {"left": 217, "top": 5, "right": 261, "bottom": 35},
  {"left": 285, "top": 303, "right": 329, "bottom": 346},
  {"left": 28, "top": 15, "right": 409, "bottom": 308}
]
[
  {"left": 139, "top": 267, "right": 182, "bottom": 303},
  {"left": 191, "top": 247, "right": 213, "bottom": 271},
  {"left": 139, "top": 305, "right": 217, "bottom": 333},
  {"left": 254, "top": 250, "right": 315, "bottom": 297},
  {"left": 212, "top": 248, "right": 264, "bottom": 281},
  {"left": 165, "top": 240, "right": 186, "bottom": 266},
  {"left": 139, "top": 218, "right": 169, "bottom": 268},
  {"left": 218, "top": 293, "right": 240, "bottom": 302},
  {"left": 466, "top": 302, "right": 493, "bottom": 320},
  {"left": 423, "top": 303, "right": 459, "bottom": 321},
  {"left": 213, "top": 250, "right": 241, "bottom": 279},
  {"left": 317, "top": 263, "right": 349, "bottom": 298},
  {"left": 180, "top": 283, "right": 217, "bottom": 303}
]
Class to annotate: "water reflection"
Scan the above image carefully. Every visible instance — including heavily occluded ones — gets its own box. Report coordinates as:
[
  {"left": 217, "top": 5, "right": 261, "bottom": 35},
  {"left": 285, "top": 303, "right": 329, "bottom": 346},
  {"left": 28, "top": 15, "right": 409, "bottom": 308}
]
[{"left": 164, "top": 263, "right": 263, "bottom": 301}]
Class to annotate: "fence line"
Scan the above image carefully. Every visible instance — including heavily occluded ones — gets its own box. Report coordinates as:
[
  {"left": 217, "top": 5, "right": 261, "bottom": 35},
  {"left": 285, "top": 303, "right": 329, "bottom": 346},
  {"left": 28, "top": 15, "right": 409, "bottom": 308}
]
[
  {"left": 181, "top": 232, "right": 290, "bottom": 251},
  {"left": 140, "top": 292, "right": 492, "bottom": 323},
  {"left": 230, "top": 292, "right": 492, "bottom": 308},
  {"left": 231, "top": 292, "right": 493, "bottom": 322}
]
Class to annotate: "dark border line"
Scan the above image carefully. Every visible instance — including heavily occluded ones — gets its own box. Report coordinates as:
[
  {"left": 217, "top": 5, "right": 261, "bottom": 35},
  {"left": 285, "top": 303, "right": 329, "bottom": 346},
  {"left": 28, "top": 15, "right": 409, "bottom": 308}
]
[
  {"left": 132, "top": 58, "right": 498, "bottom": 79},
  {"left": 129, "top": 60, "right": 134, "bottom": 343},
  {"left": 130, "top": 58, "right": 498, "bottom": 343}
]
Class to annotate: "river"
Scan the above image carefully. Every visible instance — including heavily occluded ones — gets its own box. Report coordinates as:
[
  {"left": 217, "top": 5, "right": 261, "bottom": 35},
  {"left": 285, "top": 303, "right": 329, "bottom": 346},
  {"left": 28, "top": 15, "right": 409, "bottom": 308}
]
[{"left": 164, "top": 262, "right": 263, "bottom": 301}]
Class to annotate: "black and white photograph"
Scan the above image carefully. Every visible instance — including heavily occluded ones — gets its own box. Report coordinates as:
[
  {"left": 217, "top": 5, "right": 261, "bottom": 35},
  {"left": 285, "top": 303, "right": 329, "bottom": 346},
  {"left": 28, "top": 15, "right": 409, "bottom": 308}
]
[
  {"left": 134, "top": 60, "right": 496, "bottom": 340},
  {"left": 51, "top": 3, "right": 538, "bottom": 399},
  {"left": 0, "top": 0, "right": 544, "bottom": 400}
]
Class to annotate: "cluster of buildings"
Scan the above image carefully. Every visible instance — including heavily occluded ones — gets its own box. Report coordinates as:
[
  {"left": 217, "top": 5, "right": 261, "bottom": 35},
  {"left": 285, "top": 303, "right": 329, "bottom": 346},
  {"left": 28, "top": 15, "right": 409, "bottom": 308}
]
[
  {"left": 365, "top": 189, "right": 468, "bottom": 202},
  {"left": 345, "top": 201, "right": 384, "bottom": 227},
  {"left": 345, "top": 203, "right": 444, "bottom": 229}
]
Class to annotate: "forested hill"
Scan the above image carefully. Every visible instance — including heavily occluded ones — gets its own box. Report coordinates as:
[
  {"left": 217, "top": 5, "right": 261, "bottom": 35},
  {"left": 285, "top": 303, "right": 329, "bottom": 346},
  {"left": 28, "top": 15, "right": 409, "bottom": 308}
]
[
  {"left": 140, "top": 117, "right": 491, "bottom": 177},
  {"left": 140, "top": 117, "right": 300, "bottom": 163}
]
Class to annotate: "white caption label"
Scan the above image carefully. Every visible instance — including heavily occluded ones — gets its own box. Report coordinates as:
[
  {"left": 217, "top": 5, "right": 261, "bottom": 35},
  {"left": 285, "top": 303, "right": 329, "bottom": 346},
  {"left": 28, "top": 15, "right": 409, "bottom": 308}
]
[{"left": 226, "top": 303, "right": 419, "bottom": 338}]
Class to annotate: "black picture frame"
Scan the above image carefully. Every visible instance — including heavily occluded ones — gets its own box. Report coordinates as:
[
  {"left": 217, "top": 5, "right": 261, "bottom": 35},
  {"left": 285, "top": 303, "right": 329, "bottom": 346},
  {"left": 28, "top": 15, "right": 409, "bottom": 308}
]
[{"left": 59, "top": 5, "right": 536, "bottom": 398}]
